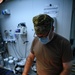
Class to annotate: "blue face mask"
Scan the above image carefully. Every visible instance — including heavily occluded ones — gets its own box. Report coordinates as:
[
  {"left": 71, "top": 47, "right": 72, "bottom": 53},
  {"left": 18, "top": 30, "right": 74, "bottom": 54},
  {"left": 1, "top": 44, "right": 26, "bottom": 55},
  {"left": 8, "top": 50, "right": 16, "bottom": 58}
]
[{"left": 39, "top": 37, "right": 50, "bottom": 44}]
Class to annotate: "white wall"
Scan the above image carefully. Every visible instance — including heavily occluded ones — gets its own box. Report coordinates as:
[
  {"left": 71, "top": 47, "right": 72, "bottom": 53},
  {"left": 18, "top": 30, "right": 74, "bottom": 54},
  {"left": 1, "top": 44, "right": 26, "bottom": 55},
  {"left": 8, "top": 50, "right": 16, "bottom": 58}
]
[{"left": 0, "top": 0, "right": 73, "bottom": 59}]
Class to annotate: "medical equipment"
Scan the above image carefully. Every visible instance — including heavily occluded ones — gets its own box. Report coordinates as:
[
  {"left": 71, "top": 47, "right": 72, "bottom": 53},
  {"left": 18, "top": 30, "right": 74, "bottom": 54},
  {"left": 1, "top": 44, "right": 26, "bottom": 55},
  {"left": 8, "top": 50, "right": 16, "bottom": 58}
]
[{"left": 15, "top": 23, "right": 27, "bottom": 35}]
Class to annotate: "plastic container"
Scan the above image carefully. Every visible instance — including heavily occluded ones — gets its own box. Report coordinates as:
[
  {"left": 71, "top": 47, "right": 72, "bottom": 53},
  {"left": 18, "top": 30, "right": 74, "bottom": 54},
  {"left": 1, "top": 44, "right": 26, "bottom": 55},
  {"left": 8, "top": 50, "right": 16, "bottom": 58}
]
[
  {"left": 8, "top": 56, "right": 13, "bottom": 60},
  {"left": 0, "top": 54, "right": 4, "bottom": 67},
  {"left": 13, "top": 58, "right": 18, "bottom": 66},
  {"left": 8, "top": 60, "right": 14, "bottom": 71},
  {"left": 4, "top": 58, "right": 9, "bottom": 68}
]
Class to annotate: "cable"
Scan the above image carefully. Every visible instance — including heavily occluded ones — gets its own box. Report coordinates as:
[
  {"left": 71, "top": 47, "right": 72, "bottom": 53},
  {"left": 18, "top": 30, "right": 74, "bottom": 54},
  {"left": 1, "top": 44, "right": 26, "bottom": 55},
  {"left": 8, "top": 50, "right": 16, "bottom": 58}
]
[{"left": 13, "top": 41, "right": 22, "bottom": 58}]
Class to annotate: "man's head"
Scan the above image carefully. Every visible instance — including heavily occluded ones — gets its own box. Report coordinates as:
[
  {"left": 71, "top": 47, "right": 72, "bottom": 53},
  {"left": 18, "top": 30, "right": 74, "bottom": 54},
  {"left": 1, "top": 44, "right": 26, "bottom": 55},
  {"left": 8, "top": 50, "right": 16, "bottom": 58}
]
[{"left": 32, "top": 14, "right": 54, "bottom": 37}]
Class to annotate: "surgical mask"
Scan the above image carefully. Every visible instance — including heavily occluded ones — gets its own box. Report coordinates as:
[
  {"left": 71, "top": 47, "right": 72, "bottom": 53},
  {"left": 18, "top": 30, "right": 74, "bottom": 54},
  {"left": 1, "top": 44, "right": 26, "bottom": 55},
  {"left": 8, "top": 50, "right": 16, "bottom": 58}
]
[{"left": 39, "top": 36, "right": 50, "bottom": 44}]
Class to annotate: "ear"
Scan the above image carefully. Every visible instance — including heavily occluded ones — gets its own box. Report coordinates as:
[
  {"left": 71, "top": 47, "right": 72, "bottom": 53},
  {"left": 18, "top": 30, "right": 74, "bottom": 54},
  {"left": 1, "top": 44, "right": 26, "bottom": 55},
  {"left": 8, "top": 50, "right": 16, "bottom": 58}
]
[{"left": 52, "top": 26, "right": 54, "bottom": 31}]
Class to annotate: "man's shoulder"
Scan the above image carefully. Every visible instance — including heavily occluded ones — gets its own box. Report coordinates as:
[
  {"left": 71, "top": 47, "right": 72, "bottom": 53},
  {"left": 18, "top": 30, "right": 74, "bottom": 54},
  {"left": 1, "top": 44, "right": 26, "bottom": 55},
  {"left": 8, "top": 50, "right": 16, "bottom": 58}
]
[
  {"left": 54, "top": 33, "right": 70, "bottom": 44},
  {"left": 32, "top": 36, "right": 39, "bottom": 44},
  {"left": 34, "top": 36, "right": 39, "bottom": 41}
]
